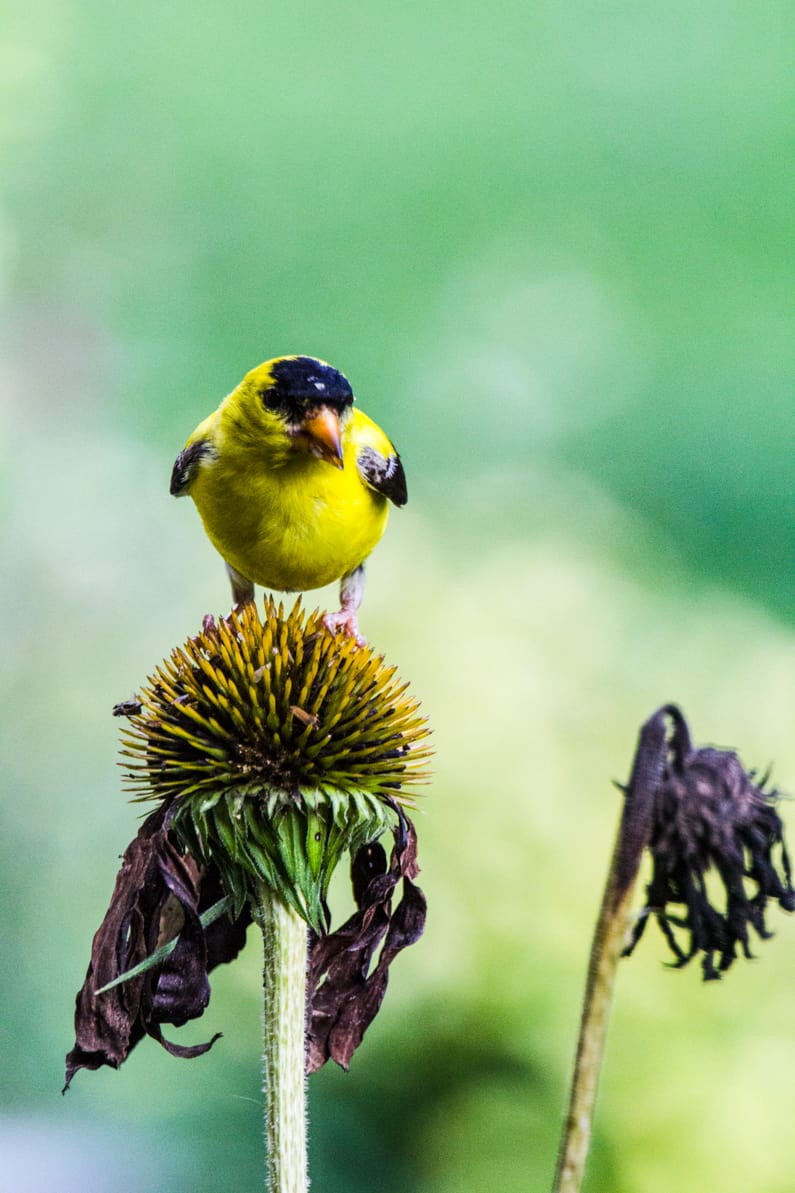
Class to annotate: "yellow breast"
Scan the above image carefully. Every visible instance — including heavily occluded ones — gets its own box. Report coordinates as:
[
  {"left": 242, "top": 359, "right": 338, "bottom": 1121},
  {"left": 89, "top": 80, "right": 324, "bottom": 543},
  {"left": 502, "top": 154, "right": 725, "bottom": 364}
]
[{"left": 187, "top": 411, "right": 389, "bottom": 592}]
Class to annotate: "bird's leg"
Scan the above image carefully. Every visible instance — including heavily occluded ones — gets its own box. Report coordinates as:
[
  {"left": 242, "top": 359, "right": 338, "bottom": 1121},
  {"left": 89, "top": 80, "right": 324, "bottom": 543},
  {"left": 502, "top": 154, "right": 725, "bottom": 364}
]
[
  {"left": 323, "top": 565, "right": 366, "bottom": 644},
  {"left": 226, "top": 562, "right": 255, "bottom": 609}
]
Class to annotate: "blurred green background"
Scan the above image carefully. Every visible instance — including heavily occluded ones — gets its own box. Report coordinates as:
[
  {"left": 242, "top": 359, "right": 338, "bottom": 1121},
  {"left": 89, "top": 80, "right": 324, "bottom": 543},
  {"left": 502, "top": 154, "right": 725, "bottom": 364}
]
[{"left": 2, "top": 2, "right": 793, "bottom": 1190}]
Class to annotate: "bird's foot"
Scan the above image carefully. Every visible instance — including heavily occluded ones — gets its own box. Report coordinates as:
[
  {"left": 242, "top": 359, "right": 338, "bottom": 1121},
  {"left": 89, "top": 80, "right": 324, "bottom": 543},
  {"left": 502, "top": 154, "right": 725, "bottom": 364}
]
[{"left": 323, "top": 607, "right": 365, "bottom": 645}]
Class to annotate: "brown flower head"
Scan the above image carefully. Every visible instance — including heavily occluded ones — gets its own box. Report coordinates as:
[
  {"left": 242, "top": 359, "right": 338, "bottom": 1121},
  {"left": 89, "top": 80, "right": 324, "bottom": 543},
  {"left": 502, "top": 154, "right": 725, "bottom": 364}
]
[{"left": 624, "top": 705, "right": 794, "bottom": 980}]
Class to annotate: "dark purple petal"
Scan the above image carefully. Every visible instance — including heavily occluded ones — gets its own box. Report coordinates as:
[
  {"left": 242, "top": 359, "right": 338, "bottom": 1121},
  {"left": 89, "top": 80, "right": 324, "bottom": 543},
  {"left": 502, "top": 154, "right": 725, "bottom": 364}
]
[
  {"left": 64, "top": 806, "right": 249, "bottom": 1090},
  {"left": 306, "top": 814, "right": 426, "bottom": 1074},
  {"left": 623, "top": 706, "right": 794, "bottom": 980}
]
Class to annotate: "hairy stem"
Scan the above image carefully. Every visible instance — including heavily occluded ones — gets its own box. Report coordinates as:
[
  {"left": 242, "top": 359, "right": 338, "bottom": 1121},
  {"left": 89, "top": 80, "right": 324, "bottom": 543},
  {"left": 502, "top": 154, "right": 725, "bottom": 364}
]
[{"left": 252, "top": 888, "right": 309, "bottom": 1193}]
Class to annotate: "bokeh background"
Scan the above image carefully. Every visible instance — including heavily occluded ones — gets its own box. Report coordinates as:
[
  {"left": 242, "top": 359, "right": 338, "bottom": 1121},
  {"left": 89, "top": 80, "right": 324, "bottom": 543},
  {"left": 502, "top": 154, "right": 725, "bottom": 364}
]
[{"left": 2, "top": 2, "right": 793, "bottom": 1190}]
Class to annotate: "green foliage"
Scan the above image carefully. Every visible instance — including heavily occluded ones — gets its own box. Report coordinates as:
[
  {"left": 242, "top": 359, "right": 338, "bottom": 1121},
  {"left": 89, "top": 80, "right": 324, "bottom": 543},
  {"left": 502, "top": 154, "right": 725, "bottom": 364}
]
[{"left": 2, "top": 2, "right": 794, "bottom": 1191}]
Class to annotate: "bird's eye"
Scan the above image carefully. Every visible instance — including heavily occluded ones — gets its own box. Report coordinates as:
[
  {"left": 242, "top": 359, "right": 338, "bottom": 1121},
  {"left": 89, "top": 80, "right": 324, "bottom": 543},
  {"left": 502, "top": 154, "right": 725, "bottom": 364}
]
[{"left": 259, "top": 386, "right": 282, "bottom": 412}]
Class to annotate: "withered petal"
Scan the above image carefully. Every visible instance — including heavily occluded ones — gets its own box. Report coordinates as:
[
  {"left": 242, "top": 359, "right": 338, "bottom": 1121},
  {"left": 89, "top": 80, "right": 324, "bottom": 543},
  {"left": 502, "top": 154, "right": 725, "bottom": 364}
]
[
  {"left": 64, "top": 805, "right": 249, "bottom": 1091},
  {"left": 146, "top": 1021, "right": 223, "bottom": 1059},
  {"left": 306, "top": 814, "right": 426, "bottom": 1075},
  {"left": 622, "top": 705, "right": 794, "bottom": 981}
]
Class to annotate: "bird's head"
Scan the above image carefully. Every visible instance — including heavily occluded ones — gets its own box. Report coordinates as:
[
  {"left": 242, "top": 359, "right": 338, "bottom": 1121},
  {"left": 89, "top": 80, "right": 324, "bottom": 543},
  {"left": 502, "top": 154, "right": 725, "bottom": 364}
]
[{"left": 239, "top": 355, "right": 354, "bottom": 469}]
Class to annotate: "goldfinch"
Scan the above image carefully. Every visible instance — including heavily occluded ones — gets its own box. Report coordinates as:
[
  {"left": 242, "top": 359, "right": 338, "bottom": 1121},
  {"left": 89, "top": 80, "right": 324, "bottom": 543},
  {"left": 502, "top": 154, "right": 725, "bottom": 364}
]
[{"left": 170, "top": 355, "right": 406, "bottom": 641}]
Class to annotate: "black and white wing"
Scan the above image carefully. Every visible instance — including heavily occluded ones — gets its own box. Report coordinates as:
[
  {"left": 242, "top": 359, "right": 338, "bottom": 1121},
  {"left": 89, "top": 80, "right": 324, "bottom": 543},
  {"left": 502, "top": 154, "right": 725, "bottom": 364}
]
[
  {"left": 169, "top": 440, "right": 215, "bottom": 496},
  {"left": 356, "top": 445, "right": 407, "bottom": 507}
]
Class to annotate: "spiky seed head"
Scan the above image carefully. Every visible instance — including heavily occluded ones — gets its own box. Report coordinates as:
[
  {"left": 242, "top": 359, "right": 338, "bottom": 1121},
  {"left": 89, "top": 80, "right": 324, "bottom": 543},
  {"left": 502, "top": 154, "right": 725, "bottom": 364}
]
[{"left": 120, "top": 599, "right": 432, "bottom": 930}]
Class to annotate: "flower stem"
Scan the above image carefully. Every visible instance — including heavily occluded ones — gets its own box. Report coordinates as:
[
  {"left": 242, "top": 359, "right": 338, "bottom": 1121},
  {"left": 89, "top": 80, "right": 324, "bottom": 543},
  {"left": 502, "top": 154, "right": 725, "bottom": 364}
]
[
  {"left": 252, "top": 887, "right": 309, "bottom": 1193},
  {"left": 552, "top": 711, "right": 667, "bottom": 1193},
  {"left": 551, "top": 828, "right": 639, "bottom": 1193}
]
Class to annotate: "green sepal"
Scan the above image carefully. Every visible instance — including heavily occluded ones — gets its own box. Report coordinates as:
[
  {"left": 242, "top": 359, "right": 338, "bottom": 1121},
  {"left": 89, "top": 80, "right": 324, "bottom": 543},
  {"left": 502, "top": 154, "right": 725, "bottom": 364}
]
[{"left": 171, "top": 784, "right": 392, "bottom": 933}]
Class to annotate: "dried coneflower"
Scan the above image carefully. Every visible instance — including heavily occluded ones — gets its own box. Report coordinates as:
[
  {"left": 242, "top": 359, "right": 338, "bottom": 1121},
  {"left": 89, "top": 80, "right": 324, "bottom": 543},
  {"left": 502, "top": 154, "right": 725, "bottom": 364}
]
[
  {"left": 623, "top": 705, "right": 794, "bottom": 979},
  {"left": 65, "top": 598, "right": 431, "bottom": 1193},
  {"left": 553, "top": 704, "right": 793, "bottom": 1193}
]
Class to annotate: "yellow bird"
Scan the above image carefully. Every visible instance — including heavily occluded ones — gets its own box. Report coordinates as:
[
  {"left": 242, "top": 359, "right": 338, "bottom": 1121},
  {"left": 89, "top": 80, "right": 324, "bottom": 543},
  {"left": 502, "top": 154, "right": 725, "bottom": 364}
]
[{"left": 170, "top": 355, "right": 406, "bottom": 641}]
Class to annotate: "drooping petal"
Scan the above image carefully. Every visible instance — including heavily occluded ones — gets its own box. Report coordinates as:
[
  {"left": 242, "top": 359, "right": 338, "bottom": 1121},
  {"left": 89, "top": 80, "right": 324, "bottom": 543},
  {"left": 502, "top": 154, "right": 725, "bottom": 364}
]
[
  {"left": 306, "top": 813, "right": 426, "bottom": 1073},
  {"left": 64, "top": 807, "right": 249, "bottom": 1090},
  {"left": 623, "top": 705, "right": 794, "bottom": 980}
]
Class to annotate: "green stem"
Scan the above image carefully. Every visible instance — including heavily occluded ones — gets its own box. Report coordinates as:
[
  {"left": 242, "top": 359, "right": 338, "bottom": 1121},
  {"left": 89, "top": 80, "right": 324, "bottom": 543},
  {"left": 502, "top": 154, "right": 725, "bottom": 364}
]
[
  {"left": 251, "top": 887, "right": 309, "bottom": 1193},
  {"left": 552, "top": 711, "right": 665, "bottom": 1193},
  {"left": 551, "top": 829, "right": 638, "bottom": 1193}
]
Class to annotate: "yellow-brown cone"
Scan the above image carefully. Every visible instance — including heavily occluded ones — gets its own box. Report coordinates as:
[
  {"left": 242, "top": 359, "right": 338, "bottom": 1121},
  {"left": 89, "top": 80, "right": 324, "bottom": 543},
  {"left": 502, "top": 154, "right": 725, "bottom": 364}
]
[{"left": 120, "top": 598, "right": 432, "bottom": 930}]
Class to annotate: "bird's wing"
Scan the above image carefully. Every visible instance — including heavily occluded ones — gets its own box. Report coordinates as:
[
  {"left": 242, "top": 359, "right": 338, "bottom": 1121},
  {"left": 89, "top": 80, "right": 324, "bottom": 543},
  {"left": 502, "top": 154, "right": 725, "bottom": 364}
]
[
  {"left": 356, "top": 445, "right": 407, "bottom": 507},
  {"left": 170, "top": 439, "right": 216, "bottom": 496}
]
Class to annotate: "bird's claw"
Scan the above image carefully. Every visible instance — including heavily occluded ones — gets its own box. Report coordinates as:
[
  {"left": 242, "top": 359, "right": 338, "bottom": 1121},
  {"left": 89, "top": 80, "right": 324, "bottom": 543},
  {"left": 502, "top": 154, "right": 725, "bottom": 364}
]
[{"left": 323, "top": 608, "right": 365, "bottom": 645}]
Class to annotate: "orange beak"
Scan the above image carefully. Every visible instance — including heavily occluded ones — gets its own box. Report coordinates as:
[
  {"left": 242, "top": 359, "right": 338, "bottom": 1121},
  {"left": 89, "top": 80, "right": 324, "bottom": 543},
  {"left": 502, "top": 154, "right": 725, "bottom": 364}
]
[{"left": 298, "top": 407, "right": 344, "bottom": 469}]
